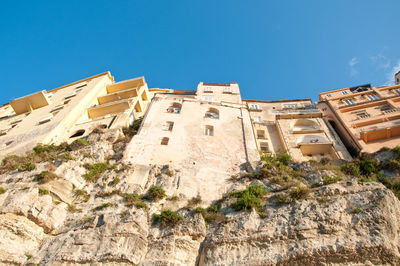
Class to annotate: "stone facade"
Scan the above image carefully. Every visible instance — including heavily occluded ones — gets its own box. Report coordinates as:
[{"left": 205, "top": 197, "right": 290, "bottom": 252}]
[{"left": 123, "top": 82, "right": 259, "bottom": 203}]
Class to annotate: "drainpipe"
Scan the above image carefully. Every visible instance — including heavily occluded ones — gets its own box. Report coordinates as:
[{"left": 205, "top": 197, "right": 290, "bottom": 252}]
[{"left": 239, "top": 106, "right": 253, "bottom": 171}]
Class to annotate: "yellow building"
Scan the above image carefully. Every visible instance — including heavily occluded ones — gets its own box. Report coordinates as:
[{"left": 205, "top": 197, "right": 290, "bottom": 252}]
[
  {"left": 316, "top": 83, "right": 400, "bottom": 154},
  {"left": 244, "top": 99, "right": 351, "bottom": 162},
  {"left": 0, "top": 72, "right": 152, "bottom": 157}
]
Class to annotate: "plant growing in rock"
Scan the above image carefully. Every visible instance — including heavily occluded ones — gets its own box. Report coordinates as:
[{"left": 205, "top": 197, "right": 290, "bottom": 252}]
[
  {"left": 67, "top": 204, "right": 82, "bottom": 213},
  {"left": 289, "top": 186, "right": 310, "bottom": 201},
  {"left": 188, "top": 196, "right": 202, "bottom": 206},
  {"left": 94, "top": 202, "right": 114, "bottom": 211},
  {"left": 123, "top": 193, "right": 148, "bottom": 209},
  {"left": 145, "top": 186, "right": 166, "bottom": 201},
  {"left": 0, "top": 187, "right": 6, "bottom": 194},
  {"left": 276, "top": 193, "right": 291, "bottom": 204},
  {"left": 322, "top": 174, "right": 342, "bottom": 185},
  {"left": 75, "top": 189, "right": 90, "bottom": 202},
  {"left": 109, "top": 177, "right": 120, "bottom": 186},
  {"left": 18, "top": 161, "right": 36, "bottom": 172},
  {"left": 38, "top": 188, "right": 50, "bottom": 196},
  {"left": 82, "top": 163, "right": 111, "bottom": 182},
  {"left": 152, "top": 209, "right": 183, "bottom": 228},
  {"left": 230, "top": 185, "right": 268, "bottom": 211},
  {"left": 34, "top": 171, "right": 60, "bottom": 184}
]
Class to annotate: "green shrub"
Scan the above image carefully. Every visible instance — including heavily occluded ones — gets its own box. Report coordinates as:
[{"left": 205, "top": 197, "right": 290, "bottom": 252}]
[
  {"left": 152, "top": 209, "right": 183, "bottom": 228},
  {"left": 359, "top": 156, "right": 378, "bottom": 176},
  {"left": 165, "top": 169, "right": 174, "bottom": 177},
  {"left": 82, "top": 163, "right": 110, "bottom": 182},
  {"left": 18, "top": 161, "right": 36, "bottom": 172},
  {"left": 322, "top": 174, "right": 342, "bottom": 185},
  {"left": 188, "top": 196, "right": 202, "bottom": 206},
  {"left": 393, "top": 146, "right": 400, "bottom": 159},
  {"left": 194, "top": 207, "right": 207, "bottom": 218},
  {"left": 384, "top": 160, "right": 400, "bottom": 171},
  {"left": 69, "top": 138, "right": 89, "bottom": 150},
  {"left": 0, "top": 187, "right": 6, "bottom": 194},
  {"left": 122, "top": 193, "right": 147, "bottom": 209},
  {"left": 67, "top": 204, "right": 82, "bottom": 213},
  {"left": 80, "top": 216, "right": 94, "bottom": 224},
  {"left": 146, "top": 186, "right": 166, "bottom": 201},
  {"left": 96, "top": 189, "right": 121, "bottom": 198},
  {"left": 276, "top": 193, "right": 291, "bottom": 204},
  {"left": 34, "top": 171, "right": 59, "bottom": 184},
  {"left": 120, "top": 210, "right": 128, "bottom": 218},
  {"left": 33, "top": 144, "right": 60, "bottom": 155},
  {"left": 207, "top": 204, "right": 219, "bottom": 213},
  {"left": 38, "top": 188, "right": 49, "bottom": 196},
  {"left": 75, "top": 189, "right": 89, "bottom": 202},
  {"left": 352, "top": 207, "right": 362, "bottom": 214},
  {"left": 230, "top": 185, "right": 267, "bottom": 211},
  {"left": 276, "top": 151, "right": 291, "bottom": 165},
  {"left": 109, "top": 177, "right": 120, "bottom": 186},
  {"left": 167, "top": 195, "right": 179, "bottom": 201},
  {"left": 94, "top": 202, "right": 113, "bottom": 211},
  {"left": 289, "top": 186, "right": 310, "bottom": 201},
  {"left": 319, "top": 157, "right": 331, "bottom": 165},
  {"left": 341, "top": 162, "right": 360, "bottom": 176}
]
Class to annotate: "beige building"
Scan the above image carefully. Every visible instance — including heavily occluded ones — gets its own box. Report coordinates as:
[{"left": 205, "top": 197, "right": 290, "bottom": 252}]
[
  {"left": 244, "top": 99, "right": 351, "bottom": 162},
  {"left": 0, "top": 72, "right": 152, "bottom": 157},
  {"left": 316, "top": 83, "right": 400, "bottom": 154},
  {"left": 123, "top": 82, "right": 259, "bottom": 201}
]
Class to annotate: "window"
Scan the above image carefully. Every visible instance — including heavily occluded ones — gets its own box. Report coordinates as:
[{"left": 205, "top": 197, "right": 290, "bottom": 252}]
[
  {"left": 161, "top": 137, "right": 169, "bottom": 145},
  {"left": 65, "top": 92, "right": 77, "bottom": 100},
  {"left": 342, "top": 91, "right": 348, "bottom": 95},
  {"left": 70, "top": 129, "right": 85, "bottom": 138},
  {"left": 380, "top": 104, "right": 392, "bottom": 111},
  {"left": 249, "top": 104, "right": 259, "bottom": 110},
  {"left": 283, "top": 104, "right": 297, "bottom": 109},
  {"left": 205, "top": 125, "right": 214, "bottom": 136},
  {"left": 202, "top": 96, "right": 213, "bottom": 102},
  {"left": 327, "top": 94, "right": 332, "bottom": 97},
  {"left": 203, "top": 86, "right": 213, "bottom": 93},
  {"left": 356, "top": 111, "right": 370, "bottom": 119},
  {"left": 38, "top": 114, "right": 53, "bottom": 124},
  {"left": 257, "top": 130, "right": 265, "bottom": 139},
  {"left": 343, "top": 98, "right": 356, "bottom": 105},
  {"left": 253, "top": 116, "right": 261, "bottom": 123},
  {"left": 64, "top": 99, "right": 71, "bottom": 105},
  {"left": 223, "top": 87, "right": 232, "bottom": 93},
  {"left": 167, "top": 103, "right": 182, "bottom": 113},
  {"left": 0, "top": 129, "right": 8, "bottom": 136},
  {"left": 260, "top": 142, "right": 269, "bottom": 152},
  {"left": 205, "top": 108, "right": 219, "bottom": 119},
  {"left": 367, "top": 94, "right": 379, "bottom": 101},
  {"left": 164, "top": 121, "right": 174, "bottom": 131}
]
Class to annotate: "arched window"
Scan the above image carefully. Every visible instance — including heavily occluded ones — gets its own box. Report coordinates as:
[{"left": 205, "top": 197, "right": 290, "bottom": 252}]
[
  {"left": 161, "top": 137, "right": 169, "bottom": 145},
  {"left": 205, "top": 108, "right": 219, "bottom": 119},
  {"left": 70, "top": 129, "right": 85, "bottom": 138},
  {"left": 205, "top": 125, "right": 214, "bottom": 136},
  {"left": 167, "top": 103, "right": 182, "bottom": 114}
]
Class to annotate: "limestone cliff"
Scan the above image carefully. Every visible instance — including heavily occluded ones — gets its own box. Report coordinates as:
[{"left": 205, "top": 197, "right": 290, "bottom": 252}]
[{"left": 0, "top": 128, "right": 399, "bottom": 265}]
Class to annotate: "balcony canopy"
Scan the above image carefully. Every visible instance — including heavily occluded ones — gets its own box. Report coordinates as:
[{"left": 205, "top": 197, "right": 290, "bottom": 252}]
[
  {"left": 106, "top": 77, "right": 145, "bottom": 94},
  {"left": 10, "top": 90, "right": 50, "bottom": 115}
]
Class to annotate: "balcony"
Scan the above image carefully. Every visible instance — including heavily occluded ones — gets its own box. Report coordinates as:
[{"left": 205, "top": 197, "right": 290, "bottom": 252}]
[
  {"left": 87, "top": 99, "right": 133, "bottom": 119},
  {"left": 275, "top": 109, "right": 322, "bottom": 119},
  {"left": 296, "top": 135, "right": 334, "bottom": 156},
  {"left": 98, "top": 87, "right": 139, "bottom": 105},
  {"left": 106, "top": 77, "right": 145, "bottom": 94},
  {"left": 10, "top": 91, "right": 50, "bottom": 115},
  {"left": 360, "top": 119, "right": 400, "bottom": 143}
]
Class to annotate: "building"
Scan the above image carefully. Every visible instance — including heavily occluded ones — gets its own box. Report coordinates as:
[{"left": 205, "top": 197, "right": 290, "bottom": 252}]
[
  {"left": 244, "top": 99, "right": 351, "bottom": 162},
  {"left": 0, "top": 72, "right": 152, "bottom": 157},
  {"left": 396, "top": 71, "right": 400, "bottom": 85},
  {"left": 123, "top": 82, "right": 259, "bottom": 201},
  {"left": 316, "top": 83, "right": 400, "bottom": 154}
]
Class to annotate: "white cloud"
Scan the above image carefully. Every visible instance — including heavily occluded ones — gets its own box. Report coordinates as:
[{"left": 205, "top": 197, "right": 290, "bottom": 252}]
[
  {"left": 385, "top": 59, "right": 400, "bottom": 85},
  {"left": 349, "top": 57, "right": 359, "bottom": 76},
  {"left": 370, "top": 53, "right": 390, "bottom": 69}
]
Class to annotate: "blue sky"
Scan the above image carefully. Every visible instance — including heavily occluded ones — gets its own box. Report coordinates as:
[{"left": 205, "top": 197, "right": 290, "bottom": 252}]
[{"left": 1, "top": 0, "right": 400, "bottom": 105}]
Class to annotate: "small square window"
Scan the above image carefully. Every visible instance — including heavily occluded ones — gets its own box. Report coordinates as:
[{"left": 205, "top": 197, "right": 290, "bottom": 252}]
[
  {"left": 202, "top": 96, "right": 213, "bottom": 102},
  {"left": 249, "top": 104, "right": 259, "bottom": 110},
  {"left": 253, "top": 116, "right": 261, "bottom": 123},
  {"left": 342, "top": 91, "right": 348, "bottom": 95},
  {"left": 205, "top": 125, "right": 214, "bottom": 136},
  {"left": 161, "top": 137, "right": 169, "bottom": 145}
]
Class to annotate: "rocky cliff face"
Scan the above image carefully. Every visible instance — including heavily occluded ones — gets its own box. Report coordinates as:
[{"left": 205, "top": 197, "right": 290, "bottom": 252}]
[{"left": 0, "top": 128, "right": 399, "bottom": 265}]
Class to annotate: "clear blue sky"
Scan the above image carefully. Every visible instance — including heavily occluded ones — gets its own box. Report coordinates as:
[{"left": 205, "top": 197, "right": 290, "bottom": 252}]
[{"left": 1, "top": 0, "right": 400, "bottom": 105}]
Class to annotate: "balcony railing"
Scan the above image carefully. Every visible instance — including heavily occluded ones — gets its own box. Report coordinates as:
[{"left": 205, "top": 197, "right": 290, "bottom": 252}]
[
  {"left": 274, "top": 109, "right": 321, "bottom": 115},
  {"left": 383, "top": 108, "right": 400, "bottom": 114}
]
